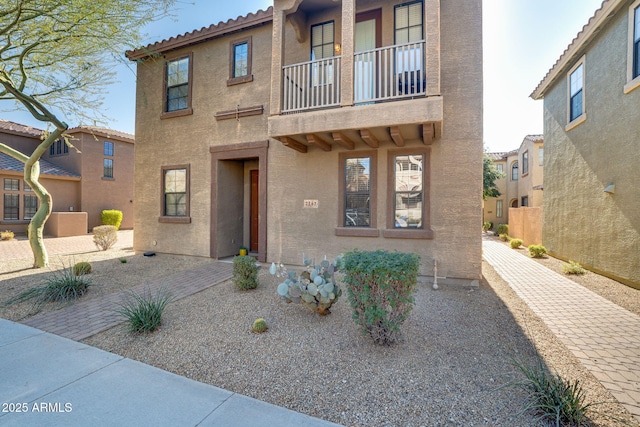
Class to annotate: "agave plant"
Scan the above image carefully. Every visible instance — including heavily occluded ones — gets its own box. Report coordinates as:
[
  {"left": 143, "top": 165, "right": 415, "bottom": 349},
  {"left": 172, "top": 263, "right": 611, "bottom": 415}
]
[{"left": 271, "top": 255, "right": 343, "bottom": 315}]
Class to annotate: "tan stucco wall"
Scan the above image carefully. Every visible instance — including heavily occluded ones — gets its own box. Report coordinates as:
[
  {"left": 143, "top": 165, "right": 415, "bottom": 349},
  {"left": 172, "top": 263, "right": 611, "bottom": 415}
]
[
  {"left": 133, "top": 0, "right": 483, "bottom": 284},
  {"left": 72, "top": 132, "right": 135, "bottom": 230},
  {"left": 44, "top": 212, "right": 88, "bottom": 237},
  {"left": 508, "top": 207, "right": 542, "bottom": 247},
  {"left": 542, "top": 4, "right": 640, "bottom": 287}
]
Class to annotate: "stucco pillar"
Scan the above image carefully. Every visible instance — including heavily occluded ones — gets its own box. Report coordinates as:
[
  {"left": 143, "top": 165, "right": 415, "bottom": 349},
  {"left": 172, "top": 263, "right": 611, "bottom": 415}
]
[
  {"left": 425, "top": 0, "right": 441, "bottom": 96},
  {"left": 340, "top": 0, "right": 355, "bottom": 107},
  {"left": 270, "top": 7, "right": 286, "bottom": 116}
]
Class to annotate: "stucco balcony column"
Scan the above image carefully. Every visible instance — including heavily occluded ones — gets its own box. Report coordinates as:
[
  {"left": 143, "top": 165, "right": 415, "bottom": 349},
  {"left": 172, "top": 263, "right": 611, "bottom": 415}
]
[
  {"left": 425, "top": 0, "right": 441, "bottom": 96},
  {"left": 271, "top": 0, "right": 303, "bottom": 116},
  {"left": 340, "top": 0, "right": 355, "bottom": 107}
]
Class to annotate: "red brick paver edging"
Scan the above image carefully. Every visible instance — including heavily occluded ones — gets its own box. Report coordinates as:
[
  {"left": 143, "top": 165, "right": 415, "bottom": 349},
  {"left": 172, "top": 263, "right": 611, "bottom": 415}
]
[{"left": 483, "top": 239, "right": 640, "bottom": 421}]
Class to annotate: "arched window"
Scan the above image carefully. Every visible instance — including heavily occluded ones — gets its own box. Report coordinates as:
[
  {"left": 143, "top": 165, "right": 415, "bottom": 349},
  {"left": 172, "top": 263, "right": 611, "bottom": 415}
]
[{"left": 511, "top": 161, "right": 519, "bottom": 181}]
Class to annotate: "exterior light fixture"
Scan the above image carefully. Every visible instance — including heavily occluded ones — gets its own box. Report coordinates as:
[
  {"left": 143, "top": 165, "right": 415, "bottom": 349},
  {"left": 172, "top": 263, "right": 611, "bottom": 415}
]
[{"left": 604, "top": 183, "right": 615, "bottom": 194}]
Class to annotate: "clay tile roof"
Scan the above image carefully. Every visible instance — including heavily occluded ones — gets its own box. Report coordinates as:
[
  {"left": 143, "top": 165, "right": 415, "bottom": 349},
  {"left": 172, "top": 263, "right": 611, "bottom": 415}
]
[
  {"left": 531, "top": 0, "right": 625, "bottom": 99},
  {"left": 523, "top": 134, "right": 544, "bottom": 143},
  {"left": 67, "top": 126, "right": 135, "bottom": 143},
  {"left": 486, "top": 152, "right": 508, "bottom": 161},
  {"left": 0, "top": 120, "right": 44, "bottom": 138},
  {"left": 126, "top": 7, "right": 274, "bottom": 60},
  {"left": 0, "top": 152, "right": 79, "bottom": 178}
]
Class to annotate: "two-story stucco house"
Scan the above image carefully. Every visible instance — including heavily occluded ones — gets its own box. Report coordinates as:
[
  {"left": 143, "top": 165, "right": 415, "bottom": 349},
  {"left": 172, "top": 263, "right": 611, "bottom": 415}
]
[
  {"left": 0, "top": 121, "right": 134, "bottom": 234},
  {"left": 484, "top": 135, "right": 544, "bottom": 228},
  {"left": 531, "top": 0, "right": 640, "bottom": 288},
  {"left": 127, "top": 0, "right": 483, "bottom": 285}
]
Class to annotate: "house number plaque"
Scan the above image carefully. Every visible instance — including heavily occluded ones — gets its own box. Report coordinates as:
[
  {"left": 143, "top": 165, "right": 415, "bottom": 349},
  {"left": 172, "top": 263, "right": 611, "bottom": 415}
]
[{"left": 304, "top": 200, "right": 319, "bottom": 208}]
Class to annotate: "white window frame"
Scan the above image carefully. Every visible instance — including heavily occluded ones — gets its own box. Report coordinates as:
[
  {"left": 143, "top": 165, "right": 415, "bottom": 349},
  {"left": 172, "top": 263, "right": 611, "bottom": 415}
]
[
  {"left": 566, "top": 56, "right": 586, "bottom": 131},
  {"left": 625, "top": 0, "right": 640, "bottom": 93},
  {"left": 496, "top": 200, "right": 503, "bottom": 218}
]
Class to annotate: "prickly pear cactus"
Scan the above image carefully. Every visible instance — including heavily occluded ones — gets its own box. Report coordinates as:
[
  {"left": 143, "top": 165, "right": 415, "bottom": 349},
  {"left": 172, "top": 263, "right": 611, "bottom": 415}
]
[{"left": 272, "top": 255, "right": 343, "bottom": 315}]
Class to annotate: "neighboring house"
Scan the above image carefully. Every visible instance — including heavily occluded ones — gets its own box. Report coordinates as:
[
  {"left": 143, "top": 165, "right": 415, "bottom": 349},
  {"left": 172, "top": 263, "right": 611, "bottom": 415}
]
[
  {"left": 484, "top": 135, "right": 544, "bottom": 228},
  {"left": 0, "top": 120, "right": 135, "bottom": 233},
  {"left": 531, "top": 0, "right": 640, "bottom": 288},
  {"left": 126, "top": 0, "right": 483, "bottom": 285}
]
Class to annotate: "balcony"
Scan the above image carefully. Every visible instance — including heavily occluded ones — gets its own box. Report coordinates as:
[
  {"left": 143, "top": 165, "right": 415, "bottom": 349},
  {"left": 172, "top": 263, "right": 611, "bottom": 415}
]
[{"left": 269, "top": 0, "right": 442, "bottom": 153}]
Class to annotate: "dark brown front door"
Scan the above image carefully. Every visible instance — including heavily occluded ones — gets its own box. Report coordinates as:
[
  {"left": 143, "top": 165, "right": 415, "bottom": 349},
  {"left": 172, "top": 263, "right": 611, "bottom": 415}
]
[{"left": 250, "top": 170, "right": 259, "bottom": 252}]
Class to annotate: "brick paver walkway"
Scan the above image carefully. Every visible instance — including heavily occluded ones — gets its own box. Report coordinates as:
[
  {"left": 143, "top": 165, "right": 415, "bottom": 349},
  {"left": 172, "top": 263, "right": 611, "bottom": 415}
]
[
  {"left": 21, "top": 261, "right": 233, "bottom": 341},
  {"left": 1, "top": 231, "right": 233, "bottom": 341},
  {"left": 483, "top": 238, "right": 640, "bottom": 421},
  {"left": 0, "top": 230, "right": 134, "bottom": 262}
]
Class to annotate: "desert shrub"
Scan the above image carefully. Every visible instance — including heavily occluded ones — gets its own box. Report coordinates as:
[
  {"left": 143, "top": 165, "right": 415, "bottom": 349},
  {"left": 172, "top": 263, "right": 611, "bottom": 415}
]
[
  {"left": 528, "top": 245, "right": 547, "bottom": 258},
  {"left": 233, "top": 255, "right": 258, "bottom": 290},
  {"left": 119, "top": 258, "right": 128, "bottom": 264},
  {"left": 73, "top": 261, "right": 92, "bottom": 276},
  {"left": 1, "top": 230, "right": 15, "bottom": 241},
  {"left": 342, "top": 250, "right": 420, "bottom": 345},
  {"left": 4, "top": 265, "right": 92, "bottom": 313},
  {"left": 499, "top": 233, "right": 510, "bottom": 241},
  {"left": 510, "top": 239, "right": 523, "bottom": 249},
  {"left": 252, "top": 318, "right": 268, "bottom": 333},
  {"left": 93, "top": 225, "right": 117, "bottom": 251},
  {"left": 101, "top": 209, "right": 123, "bottom": 230},
  {"left": 510, "top": 358, "right": 594, "bottom": 425},
  {"left": 497, "top": 224, "right": 508, "bottom": 235},
  {"left": 563, "top": 261, "right": 587, "bottom": 275},
  {"left": 116, "top": 288, "right": 172, "bottom": 333},
  {"left": 482, "top": 221, "right": 493, "bottom": 232}
]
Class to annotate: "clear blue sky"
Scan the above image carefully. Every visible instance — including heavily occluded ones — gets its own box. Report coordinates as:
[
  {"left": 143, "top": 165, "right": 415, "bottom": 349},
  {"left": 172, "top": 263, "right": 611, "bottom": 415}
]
[{"left": 1, "top": 0, "right": 604, "bottom": 153}]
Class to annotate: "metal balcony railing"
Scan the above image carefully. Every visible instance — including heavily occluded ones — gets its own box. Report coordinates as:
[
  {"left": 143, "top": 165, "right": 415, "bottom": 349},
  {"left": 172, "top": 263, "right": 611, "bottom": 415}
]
[
  {"left": 281, "top": 41, "right": 426, "bottom": 114},
  {"left": 354, "top": 41, "right": 426, "bottom": 103},
  {"left": 282, "top": 56, "right": 341, "bottom": 113}
]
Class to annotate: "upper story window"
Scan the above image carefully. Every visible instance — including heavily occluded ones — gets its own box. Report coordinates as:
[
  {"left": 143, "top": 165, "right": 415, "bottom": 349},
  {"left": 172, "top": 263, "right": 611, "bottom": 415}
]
[
  {"left": 228, "top": 36, "right": 253, "bottom": 86},
  {"left": 163, "top": 53, "right": 193, "bottom": 118},
  {"left": 511, "top": 161, "right": 518, "bottom": 181},
  {"left": 538, "top": 147, "right": 544, "bottom": 166},
  {"left": 567, "top": 57, "right": 586, "bottom": 129},
  {"left": 311, "top": 21, "right": 335, "bottom": 60},
  {"left": 625, "top": 1, "right": 640, "bottom": 93},
  {"left": 522, "top": 151, "right": 529, "bottom": 175},
  {"left": 521, "top": 196, "right": 529, "bottom": 207},
  {"left": 496, "top": 200, "right": 503, "bottom": 218},
  {"left": 395, "top": 1, "right": 424, "bottom": 77},
  {"left": 395, "top": 1, "right": 424, "bottom": 44},
  {"left": 496, "top": 163, "right": 504, "bottom": 173},
  {"left": 104, "top": 141, "right": 114, "bottom": 157},
  {"left": 49, "top": 139, "right": 68, "bottom": 156},
  {"left": 4, "top": 178, "right": 19, "bottom": 191},
  {"left": 160, "top": 165, "right": 191, "bottom": 223}
]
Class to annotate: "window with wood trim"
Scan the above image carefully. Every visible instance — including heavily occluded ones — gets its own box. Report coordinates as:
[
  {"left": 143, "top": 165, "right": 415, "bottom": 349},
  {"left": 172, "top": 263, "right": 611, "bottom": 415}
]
[
  {"left": 24, "top": 194, "right": 38, "bottom": 220},
  {"left": 228, "top": 36, "right": 253, "bottom": 85},
  {"left": 160, "top": 165, "right": 190, "bottom": 223},
  {"left": 163, "top": 53, "right": 193, "bottom": 118},
  {"left": 384, "top": 148, "right": 433, "bottom": 239},
  {"left": 337, "top": 151, "right": 378, "bottom": 237},
  {"left": 3, "top": 194, "right": 19, "bottom": 220}
]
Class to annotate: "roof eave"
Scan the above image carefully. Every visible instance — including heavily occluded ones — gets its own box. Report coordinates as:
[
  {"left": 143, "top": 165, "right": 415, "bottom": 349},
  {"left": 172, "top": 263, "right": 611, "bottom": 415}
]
[
  {"left": 126, "top": 7, "right": 274, "bottom": 61},
  {"left": 531, "top": 0, "right": 624, "bottom": 100}
]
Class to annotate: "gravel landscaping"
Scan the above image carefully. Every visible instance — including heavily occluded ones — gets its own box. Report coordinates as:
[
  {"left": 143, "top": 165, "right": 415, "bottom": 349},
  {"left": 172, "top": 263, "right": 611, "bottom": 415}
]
[{"left": 1, "top": 239, "right": 639, "bottom": 426}]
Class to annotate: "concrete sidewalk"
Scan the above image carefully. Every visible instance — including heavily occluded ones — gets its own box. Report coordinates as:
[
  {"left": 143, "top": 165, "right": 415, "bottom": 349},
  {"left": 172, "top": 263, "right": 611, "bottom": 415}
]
[
  {"left": 483, "top": 237, "right": 640, "bottom": 422},
  {"left": 0, "top": 319, "right": 343, "bottom": 427}
]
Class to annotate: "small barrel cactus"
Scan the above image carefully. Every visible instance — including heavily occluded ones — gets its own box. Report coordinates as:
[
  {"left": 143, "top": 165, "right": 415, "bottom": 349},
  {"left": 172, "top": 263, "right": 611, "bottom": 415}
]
[
  {"left": 252, "top": 318, "right": 268, "bottom": 333},
  {"left": 73, "top": 261, "right": 92, "bottom": 276}
]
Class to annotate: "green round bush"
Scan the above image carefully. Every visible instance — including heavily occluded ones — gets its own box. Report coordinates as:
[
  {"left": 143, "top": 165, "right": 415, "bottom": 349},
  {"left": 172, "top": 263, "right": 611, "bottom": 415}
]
[{"left": 73, "top": 261, "right": 92, "bottom": 276}]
